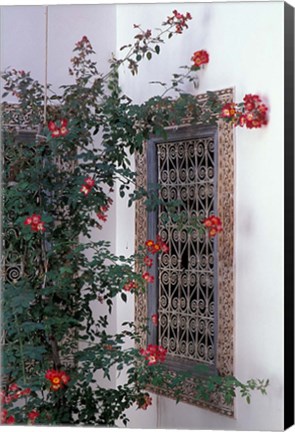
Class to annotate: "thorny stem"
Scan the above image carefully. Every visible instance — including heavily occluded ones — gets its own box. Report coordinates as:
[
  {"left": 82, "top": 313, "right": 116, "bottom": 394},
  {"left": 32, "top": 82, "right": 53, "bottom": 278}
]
[
  {"left": 160, "top": 68, "right": 194, "bottom": 98},
  {"left": 100, "top": 22, "right": 176, "bottom": 83}
]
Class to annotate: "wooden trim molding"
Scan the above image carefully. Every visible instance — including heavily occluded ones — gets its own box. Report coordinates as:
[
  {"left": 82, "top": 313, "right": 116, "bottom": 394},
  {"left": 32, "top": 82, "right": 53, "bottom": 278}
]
[{"left": 134, "top": 88, "right": 235, "bottom": 416}]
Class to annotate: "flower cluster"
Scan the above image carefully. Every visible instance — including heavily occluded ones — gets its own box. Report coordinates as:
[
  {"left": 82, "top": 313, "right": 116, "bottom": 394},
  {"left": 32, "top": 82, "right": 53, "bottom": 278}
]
[
  {"left": 1, "top": 409, "right": 15, "bottom": 425},
  {"left": 145, "top": 240, "right": 160, "bottom": 254},
  {"left": 24, "top": 214, "right": 45, "bottom": 232},
  {"left": 45, "top": 369, "right": 70, "bottom": 391},
  {"left": 48, "top": 119, "right": 69, "bottom": 138},
  {"left": 220, "top": 94, "right": 268, "bottom": 129},
  {"left": 151, "top": 313, "right": 158, "bottom": 326},
  {"left": 97, "top": 206, "right": 108, "bottom": 222},
  {"left": 142, "top": 272, "right": 154, "bottom": 283},
  {"left": 145, "top": 236, "right": 168, "bottom": 255},
  {"left": 137, "top": 393, "right": 152, "bottom": 410},
  {"left": 27, "top": 410, "right": 40, "bottom": 424},
  {"left": 220, "top": 102, "right": 236, "bottom": 119},
  {"left": 123, "top": 234, "right": 168, "bottom": 294},
  {"left": 69, "top": 36, "right": 94, "bottom": 75},
  {"left": 103, "top": 344, "right": 114, "bottom": 351},
  {"left": 203, "top": 215, "right": 223, "bottom": 237},
  {"left": 191, "top": 50, "right": 209, "bottom": 68},
  {"left": 140, "top": 344, "right": 167, "bottom": 365},
  {"left": 0, "top": 384, "right": 32, "bottom": 425},
  {"left": 166, "top": 10, "right": 192, "bottom": 34},
  {"left": 11, "top": 68, "right": 26, "bottom": 77},
  {"left": 75, "top": 35, "right": 93, "bottom": 50},
  {"left": 97, "top": 198, "right": 113, "bottom": 222},
  {"left": 0, "top": 384, "right": 31, "bottom": 405},
  {"left": 80, "top": 176, "right": 95, "bottom": 196},
  {"left": 123, "top": 280, "right": 139, "bottom": 292},
  {"left": 141, "top": 236, "right": 169, "bottom": 285},
  {"left": 144, "top": 256, "right": 153, "bottom": 267}
]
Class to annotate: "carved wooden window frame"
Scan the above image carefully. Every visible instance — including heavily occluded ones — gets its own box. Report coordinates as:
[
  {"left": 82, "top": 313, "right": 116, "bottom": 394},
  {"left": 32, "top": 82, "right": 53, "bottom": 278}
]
[{"left": 134, "top": 88, "right": 235, "bottom": 416}]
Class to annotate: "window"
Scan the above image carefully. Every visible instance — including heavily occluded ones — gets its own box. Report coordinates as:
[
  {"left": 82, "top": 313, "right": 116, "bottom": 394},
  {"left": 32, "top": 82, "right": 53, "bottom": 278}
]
[
  {"left": 147, "top": 125, "right": 218, "bottom": 375},
  {"left": 135, "top": 88, "right": 235, "bottom": 416}
]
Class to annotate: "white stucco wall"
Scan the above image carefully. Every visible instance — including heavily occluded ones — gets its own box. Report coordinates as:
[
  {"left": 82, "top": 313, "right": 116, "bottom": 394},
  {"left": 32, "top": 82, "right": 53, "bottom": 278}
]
[
  {"left": 0, "top": 2, "right": 285, "bottom": 430},
  {"left": 0, "top": 5, "right": 116, "bottom": 95},
  {"left": 116, "top": 2, "right": 284, "bottom": 430}
]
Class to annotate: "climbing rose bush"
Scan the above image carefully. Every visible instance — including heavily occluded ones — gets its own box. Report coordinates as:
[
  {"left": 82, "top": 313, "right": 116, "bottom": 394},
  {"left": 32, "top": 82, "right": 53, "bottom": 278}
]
[{"left": 220, "top": 93, "right": 268, "bottom": 128}]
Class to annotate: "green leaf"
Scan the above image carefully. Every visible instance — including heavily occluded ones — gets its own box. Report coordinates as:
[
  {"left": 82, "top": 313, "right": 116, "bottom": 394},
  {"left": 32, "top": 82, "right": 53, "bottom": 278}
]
[
  {"left": 146, "top": 52, "right": 152, "bottom": 60},
  {"left": 155, "top": 45, "right": 160, "bottom": 55}
]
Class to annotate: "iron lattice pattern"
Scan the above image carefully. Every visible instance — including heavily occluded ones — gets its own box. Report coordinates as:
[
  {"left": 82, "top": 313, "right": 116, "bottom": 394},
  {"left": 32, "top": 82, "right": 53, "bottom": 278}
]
[{"left": 157, "top": 137, "right": 216, "bottom": 365}]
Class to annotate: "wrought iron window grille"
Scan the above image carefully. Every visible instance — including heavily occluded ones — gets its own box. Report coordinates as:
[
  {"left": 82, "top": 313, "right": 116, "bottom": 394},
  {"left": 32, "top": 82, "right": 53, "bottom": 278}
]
[{"left": 146, "top": 125, "right": 219, "bottom": 376}]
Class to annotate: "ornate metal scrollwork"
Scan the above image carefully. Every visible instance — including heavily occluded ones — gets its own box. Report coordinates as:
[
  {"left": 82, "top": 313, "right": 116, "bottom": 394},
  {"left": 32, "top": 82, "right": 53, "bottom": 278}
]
[{"left": 157, "top": 135, "right": 216, "bottom": 366}]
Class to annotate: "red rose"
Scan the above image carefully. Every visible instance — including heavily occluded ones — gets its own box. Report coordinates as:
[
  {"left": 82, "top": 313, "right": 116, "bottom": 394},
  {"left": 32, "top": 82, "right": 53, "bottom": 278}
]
[
  {"left": 45, "top": 369, "right": 70, "bottom": 391},
  {"left": 48, "top": 120, "right": 57, "bottom": 132},
  {"left": 151, "top": 314, "right": 158, "bottom": 326},
  {"left": 5, "top": 415, "right": 15, "bottom": 425},
  {"left": 27, "top": 410, "right": 40, "bottom": 423},
  {"left": 203, "top": 215, "right": 223, "bottom": 237},
  {"left": 142, "top": 272, "right": 154, "bottom": 283},
  {"left": 84, "top": 177, "right": 95, "bottom": 187},
  {"left": 51, "top": 128, "right": 61, "bottom": 138},
  {"left": 144, "top": 256, "right": 153, "bottom": 267},
  {"left": 137, "top": 393, "right": 152, "bottom": 410},
  {"left": 258, "top": 104, "right": 268, "bottom": 114},
  {"left": 20, "top": 387, "right": 31, "bottom": 397},
  {"left": 24, "top": 214, "right": 45, "bottom": 233},
  {"left": 48, "top": 119, "right": 69, "bottom": 138},
  {"left": 140, "top": 344, "right": 167, "bottom": 365},
  {"left": 220, "top": 103, "right": 237, "bottom": 119},
  {"left": 97, "top": 212, "right": 107, "bottom": 222},
  {"left": 8, "top": 383, "right": 19, "bottom": 392},
  {"left": 191, "top": 50, "right": 209, "bottom": 67},
  {"left": 156, "top": 235, "right": 169, "bottom": 253},
  {"left": 123, "top": 280, "right": 138, "bottom": 292},
  {"left": 24, "top": 216, "right": 33, "bottom": 225}
]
